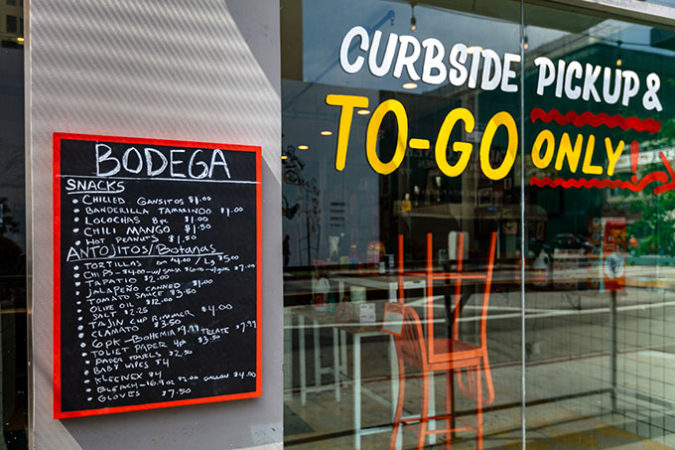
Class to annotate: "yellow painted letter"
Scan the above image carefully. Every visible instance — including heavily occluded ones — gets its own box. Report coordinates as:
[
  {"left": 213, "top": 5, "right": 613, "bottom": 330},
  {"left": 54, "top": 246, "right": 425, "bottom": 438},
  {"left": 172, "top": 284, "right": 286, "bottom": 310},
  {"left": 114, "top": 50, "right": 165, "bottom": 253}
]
[
  {"left": 326, "top": 94, "right": 369, "bottom": 171},
  {"left": 555, "top": 133, "right": 583, "bottom": 173},
  {"left": 435, "top": 108, "right": 474, "bottom": 177},
  {"left": 480, "top": 111, "right": 518, "bottom": 180},
  {"left": 604, "top": 138, "right": 624, "bottom": 176},
  {"left": 531, "top": 130, "right": 555, "bottom": 169},
  {"left": 581, "top": 135, "right": 602, "bottom": 175},
  {"left": 366, "top": 99, "right": 408, "bottom": 175}
]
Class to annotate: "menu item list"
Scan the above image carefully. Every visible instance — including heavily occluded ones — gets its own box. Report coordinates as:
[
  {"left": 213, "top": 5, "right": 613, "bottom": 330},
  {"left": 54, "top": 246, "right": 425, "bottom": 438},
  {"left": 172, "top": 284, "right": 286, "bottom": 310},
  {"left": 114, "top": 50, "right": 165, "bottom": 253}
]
[{"left": 53, "top": 133, "right": 261, "bottom": 419}]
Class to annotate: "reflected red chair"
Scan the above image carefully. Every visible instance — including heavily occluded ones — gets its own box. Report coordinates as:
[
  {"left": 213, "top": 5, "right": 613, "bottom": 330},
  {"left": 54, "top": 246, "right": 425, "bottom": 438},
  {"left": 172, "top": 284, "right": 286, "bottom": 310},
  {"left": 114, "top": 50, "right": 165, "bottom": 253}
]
[{"left": 385, "top": 232, "right": 497, "bottom": 450}]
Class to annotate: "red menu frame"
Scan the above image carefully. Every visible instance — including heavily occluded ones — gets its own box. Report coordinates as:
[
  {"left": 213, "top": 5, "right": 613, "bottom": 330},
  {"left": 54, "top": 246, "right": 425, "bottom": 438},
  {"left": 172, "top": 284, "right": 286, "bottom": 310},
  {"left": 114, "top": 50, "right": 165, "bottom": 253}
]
[{"left": 53, "top": 133, "right": 263, "bottom": 418}]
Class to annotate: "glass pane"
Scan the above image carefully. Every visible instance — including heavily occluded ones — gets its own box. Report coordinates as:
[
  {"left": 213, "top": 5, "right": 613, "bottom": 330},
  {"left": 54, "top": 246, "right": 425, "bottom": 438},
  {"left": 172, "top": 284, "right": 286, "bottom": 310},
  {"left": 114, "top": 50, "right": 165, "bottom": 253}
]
[
  {"left": 524, "top": 3, "right": 675, "bottom": 447},
  {"left": 0, "top": 25, "right": 25, "bottom": 450},
  {"left": 281, "top": 0, "right": 523, "bottom": 447}
]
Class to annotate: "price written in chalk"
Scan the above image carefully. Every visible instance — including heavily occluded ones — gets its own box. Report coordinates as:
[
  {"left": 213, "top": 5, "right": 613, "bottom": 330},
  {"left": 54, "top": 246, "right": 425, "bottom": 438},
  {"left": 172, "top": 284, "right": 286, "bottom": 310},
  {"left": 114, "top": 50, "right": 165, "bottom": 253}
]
[
  {"left": 220, "top": 206, "right": 244, "bottom": 217},
  {"left": 187, "top": 195, "right": 212, "bottom": 205},
  {"left": 201, "top": 303, "right": 234, "bottom": 317},
  {"left": 235, "top": 320, "right": 257, "bottom": 333}
]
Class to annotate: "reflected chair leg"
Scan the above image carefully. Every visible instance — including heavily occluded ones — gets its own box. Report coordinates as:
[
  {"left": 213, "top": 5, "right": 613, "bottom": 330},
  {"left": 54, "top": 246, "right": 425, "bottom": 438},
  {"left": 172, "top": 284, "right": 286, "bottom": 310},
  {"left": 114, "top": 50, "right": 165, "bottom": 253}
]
[
  {"left": 482, "top": 354, "right": 494, "bottom": 406},
  {"left": 445, "top": 370, "right": 452, "bottom": 450},
  {"left": 390, "top": 357, "right": 406, "bottom": 450},
  {"left": 457, "top": 366, "right": 469, "bottom": 397},
  {"left": 390, "top": 337, "right": 398, "bottom": 419},
  {"left": 429, "top": 371, "right": 436, "bottom": 444},
  {"left": 476, "top": 366, "right": 483, "bottom": 450},
  {"left": 417, "top": 369, "right": 429, "bottom": 450}
]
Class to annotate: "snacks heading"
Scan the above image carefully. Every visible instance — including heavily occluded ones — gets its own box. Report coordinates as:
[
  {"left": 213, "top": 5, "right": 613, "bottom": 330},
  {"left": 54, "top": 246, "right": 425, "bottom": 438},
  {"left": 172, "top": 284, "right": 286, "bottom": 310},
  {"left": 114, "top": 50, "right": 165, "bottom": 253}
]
[{"left": 339, "top": 26, "right": 662, "bottom": 111}]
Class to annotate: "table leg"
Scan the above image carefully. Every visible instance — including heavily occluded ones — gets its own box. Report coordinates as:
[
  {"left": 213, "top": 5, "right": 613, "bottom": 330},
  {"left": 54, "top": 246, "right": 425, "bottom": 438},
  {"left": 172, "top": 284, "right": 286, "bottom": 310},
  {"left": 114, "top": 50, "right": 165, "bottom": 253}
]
[
  {"left": 341, "top": 329, "right": 348, "bottom": 376},
  {"left": 610, "top": 290, "right": 617, "bottom": 412},
  {"left": 284, "top": 309, "right": 292, "bottom": 393},
  {"left": 313, "top": 319, "right": 321, "bottom": 387},
  {"left": 354, "top": 334, "right": 362, "bottom": 450},
  {"left": 299, "top": 315, "right": 306, "bottom": 406},
  {"left": 333, "top": 327, "right": 340, "bottom": 402}
]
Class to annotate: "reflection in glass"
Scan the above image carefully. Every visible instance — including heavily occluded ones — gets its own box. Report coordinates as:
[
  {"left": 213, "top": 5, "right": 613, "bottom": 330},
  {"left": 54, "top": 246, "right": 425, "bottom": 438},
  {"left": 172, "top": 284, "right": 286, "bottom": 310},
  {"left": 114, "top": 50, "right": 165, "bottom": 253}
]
[
  {"left": 524, "top": 3, "right": 675, "bottom": 447},
  {"left": 282, "top": 0, "right": 521, "bottom": 447},
  {"left": 387, "top": 232, "right": 497, "bottom": 449}
]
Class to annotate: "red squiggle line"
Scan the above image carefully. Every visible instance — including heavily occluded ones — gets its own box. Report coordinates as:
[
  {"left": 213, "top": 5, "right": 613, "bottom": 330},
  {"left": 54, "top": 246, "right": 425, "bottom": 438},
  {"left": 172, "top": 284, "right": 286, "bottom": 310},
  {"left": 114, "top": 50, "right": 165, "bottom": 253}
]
[
  {"left": 530, "top": 108, "right": 661, "bottom": 133},
  {"left": 529, "top": 173, "right": 668, "bottom": 192}
]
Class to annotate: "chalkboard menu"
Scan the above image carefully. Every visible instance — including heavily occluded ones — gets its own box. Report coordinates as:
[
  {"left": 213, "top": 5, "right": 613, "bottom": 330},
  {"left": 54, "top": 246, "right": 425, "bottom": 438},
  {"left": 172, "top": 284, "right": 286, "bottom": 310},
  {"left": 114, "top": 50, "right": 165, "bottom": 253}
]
[{"left": 52, "top": 133, "right": 262, "bottom": 418}]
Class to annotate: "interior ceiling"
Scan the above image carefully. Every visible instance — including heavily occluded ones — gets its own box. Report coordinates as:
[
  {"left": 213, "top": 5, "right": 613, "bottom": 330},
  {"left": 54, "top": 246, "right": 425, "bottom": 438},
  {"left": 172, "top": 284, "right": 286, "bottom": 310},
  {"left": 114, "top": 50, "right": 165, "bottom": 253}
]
[{"left": 393, "top": 0, "right": 604, "bottom": 34}]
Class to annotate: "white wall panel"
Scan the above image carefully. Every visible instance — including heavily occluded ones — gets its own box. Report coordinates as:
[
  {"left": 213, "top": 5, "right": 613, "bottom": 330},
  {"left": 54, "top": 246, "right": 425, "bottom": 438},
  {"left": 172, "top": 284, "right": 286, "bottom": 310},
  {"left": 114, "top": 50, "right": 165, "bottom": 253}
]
[{"left": 28, "top": 0, "right": 281, "bottom": 448}]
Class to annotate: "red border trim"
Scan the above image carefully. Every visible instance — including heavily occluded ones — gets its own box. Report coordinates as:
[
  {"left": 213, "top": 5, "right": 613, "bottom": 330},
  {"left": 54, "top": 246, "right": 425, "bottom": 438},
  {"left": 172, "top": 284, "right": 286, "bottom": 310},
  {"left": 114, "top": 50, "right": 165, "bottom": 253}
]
[
  {"left": 53, "top": 134, "right": 63, "bottom": 419},
  {"left": 530, "top": 108, "right": 661, "bottom": 133},
  {"left": 52, "top": 133, "right": 263, "bottom": 419}
]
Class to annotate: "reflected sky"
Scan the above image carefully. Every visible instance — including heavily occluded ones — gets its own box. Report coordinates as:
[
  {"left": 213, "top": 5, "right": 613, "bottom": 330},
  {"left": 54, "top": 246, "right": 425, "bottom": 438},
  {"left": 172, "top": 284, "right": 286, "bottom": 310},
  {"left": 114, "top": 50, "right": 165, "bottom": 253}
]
[{"left": 302, "top": 0, "right": 523, "bottom": 93}]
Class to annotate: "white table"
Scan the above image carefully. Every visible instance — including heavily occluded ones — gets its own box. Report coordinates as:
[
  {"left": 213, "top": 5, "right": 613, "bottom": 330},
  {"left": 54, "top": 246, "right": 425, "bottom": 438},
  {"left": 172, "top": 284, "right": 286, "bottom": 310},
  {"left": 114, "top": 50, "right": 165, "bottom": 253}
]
[
  {"left": 292, "top": 307, "right": 341, "bottom": 405},
  {"left": 290, "top": 297, "right": 443, "bottom": 450},
  {"left": 331, "top": 274, "right": 426, "bottom": 303}
]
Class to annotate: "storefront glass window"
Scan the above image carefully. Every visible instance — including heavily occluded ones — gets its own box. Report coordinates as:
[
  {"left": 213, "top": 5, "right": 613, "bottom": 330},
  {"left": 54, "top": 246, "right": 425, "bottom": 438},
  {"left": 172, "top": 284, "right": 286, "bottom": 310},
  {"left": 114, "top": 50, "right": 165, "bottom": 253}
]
[
  {"left": 282, "top": 1, "right": 522, "bottom": 447},
  {"left": 281, "top": 1, "right": 675, "bottom": 447},
  {"left": 524, "top": 3, "right": 675, "bottom": 447}
]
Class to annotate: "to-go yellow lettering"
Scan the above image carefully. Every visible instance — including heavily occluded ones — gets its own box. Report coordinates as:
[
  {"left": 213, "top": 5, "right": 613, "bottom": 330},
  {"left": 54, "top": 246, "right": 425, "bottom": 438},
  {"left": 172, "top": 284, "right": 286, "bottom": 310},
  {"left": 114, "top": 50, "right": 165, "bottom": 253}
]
[
  {"left": 326, "top": 94, "right": 521, "bottom": 180},
  {"left": 366, "top": 99, "right": 408, "bottom": 175},
  {"left": 435, "top": 108, "right": 474, "bottom": 177},
  {"left": 325, "top": 94, "right": 369, "bottom": 171},
  {"left": 480, "top": 111, "right": 518, "bottom": 180}
]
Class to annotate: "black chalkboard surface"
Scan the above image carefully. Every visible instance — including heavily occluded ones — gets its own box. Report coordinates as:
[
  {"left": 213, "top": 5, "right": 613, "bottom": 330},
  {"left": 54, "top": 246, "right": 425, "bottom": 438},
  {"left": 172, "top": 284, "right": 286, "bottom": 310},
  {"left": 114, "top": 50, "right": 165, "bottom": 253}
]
[{"left": 53, "top": 133, "right": 262, "bottom": 418}]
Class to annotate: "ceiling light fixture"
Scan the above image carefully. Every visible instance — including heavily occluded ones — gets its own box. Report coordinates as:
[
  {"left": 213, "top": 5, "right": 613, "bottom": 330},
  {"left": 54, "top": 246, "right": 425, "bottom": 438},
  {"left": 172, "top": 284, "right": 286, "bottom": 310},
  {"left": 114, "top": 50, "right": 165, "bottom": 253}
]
[{"left": 616, "top": 39, "right": 623, "bottom": 67}]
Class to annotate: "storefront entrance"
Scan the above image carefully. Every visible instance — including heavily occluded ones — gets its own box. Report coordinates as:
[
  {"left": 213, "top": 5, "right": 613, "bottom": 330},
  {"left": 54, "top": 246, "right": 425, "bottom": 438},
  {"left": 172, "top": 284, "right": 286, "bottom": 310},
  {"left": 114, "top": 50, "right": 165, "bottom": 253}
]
[{"left": 281, "top": 1, "right": 675, "bottom": 447}]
